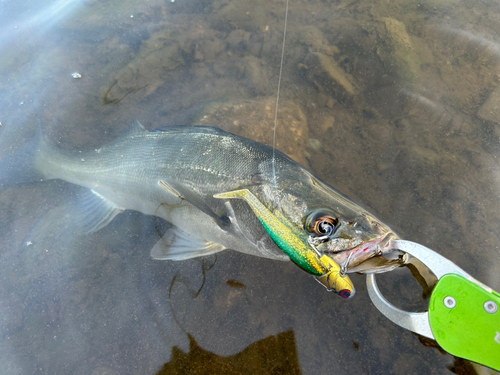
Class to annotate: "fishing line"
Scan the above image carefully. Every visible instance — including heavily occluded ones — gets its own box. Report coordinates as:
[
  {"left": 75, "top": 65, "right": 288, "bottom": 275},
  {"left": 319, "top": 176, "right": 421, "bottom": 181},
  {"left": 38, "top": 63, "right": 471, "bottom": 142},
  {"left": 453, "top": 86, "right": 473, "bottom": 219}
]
[{"left": 272, "top": 0, "right": 289, "bottom": 203}]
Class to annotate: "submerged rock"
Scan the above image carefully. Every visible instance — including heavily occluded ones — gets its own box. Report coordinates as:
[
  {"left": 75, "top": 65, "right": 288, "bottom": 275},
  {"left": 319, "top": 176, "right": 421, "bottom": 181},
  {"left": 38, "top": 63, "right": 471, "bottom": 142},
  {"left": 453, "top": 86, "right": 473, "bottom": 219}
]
[
  {"left": 375, "top": 17, "right": 424, "bottom": 81},
  {"left": 301, "top": 52, "right": 358, "bottom": 106},
  {"left": 108, "top": 33, "right": 185, "bottom": 98},
  {"left": 196, "top": 97, "right": 309, "bottom": 166},
  {"left": 477, "top": 85, "right": 500, "bottom": 124}
]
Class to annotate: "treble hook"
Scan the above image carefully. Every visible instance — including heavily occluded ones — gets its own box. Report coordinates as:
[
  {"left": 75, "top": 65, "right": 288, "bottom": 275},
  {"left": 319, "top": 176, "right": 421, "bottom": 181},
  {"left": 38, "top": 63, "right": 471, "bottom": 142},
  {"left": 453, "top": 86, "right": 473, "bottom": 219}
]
[
  {"left": 340, "top": 251, "right": 354, "bottom": 277},
  {"left": 307, "top": 235, "right": 328, "bottom": 256}
]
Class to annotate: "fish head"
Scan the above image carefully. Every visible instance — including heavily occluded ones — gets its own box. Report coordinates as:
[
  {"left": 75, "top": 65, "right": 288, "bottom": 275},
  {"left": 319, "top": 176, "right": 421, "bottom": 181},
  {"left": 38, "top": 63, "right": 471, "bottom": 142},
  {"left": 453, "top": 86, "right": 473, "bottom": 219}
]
[
  {"left": 309, "top": 211, "right": 404, "bottom": 274},
  {"left": 259, "top": 165, "right": 406, "bottom": 274}
]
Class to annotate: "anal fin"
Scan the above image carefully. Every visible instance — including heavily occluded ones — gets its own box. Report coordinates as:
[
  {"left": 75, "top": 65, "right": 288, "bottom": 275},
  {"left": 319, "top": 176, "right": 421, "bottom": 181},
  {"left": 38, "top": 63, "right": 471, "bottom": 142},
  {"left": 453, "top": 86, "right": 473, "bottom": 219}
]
[{"left": 74, "top": 189, "right": 123, "bottom": 233}]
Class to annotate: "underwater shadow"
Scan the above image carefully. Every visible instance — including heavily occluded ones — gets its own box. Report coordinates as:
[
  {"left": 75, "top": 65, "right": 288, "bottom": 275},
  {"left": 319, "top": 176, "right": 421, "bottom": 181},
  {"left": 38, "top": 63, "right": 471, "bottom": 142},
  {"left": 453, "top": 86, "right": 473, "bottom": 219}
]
[{"left": 156, "top": 330, "right": 302, "bottom": 375}]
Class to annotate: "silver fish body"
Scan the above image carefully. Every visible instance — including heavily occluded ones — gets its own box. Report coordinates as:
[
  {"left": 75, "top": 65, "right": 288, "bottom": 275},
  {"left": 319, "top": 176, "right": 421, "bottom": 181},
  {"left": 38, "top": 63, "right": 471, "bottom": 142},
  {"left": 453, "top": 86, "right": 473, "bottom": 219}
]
[{"left": 30, "top": 122, "right": 403, "bottom": 273}]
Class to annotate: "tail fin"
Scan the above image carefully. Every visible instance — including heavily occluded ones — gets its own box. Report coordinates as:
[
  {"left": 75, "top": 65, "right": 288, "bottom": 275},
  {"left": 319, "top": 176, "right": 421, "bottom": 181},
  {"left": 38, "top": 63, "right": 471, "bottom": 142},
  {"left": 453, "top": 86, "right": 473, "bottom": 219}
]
[{"left": 0, "top": 127, "right": 46, "bottom": 186}]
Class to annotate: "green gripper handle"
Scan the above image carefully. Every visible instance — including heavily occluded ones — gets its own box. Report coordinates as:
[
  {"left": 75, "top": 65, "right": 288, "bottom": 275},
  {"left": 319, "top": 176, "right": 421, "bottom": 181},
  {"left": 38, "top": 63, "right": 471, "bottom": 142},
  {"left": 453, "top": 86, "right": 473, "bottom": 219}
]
[{"left": 429, "top": 274, "right": 500, "bottom": 371}]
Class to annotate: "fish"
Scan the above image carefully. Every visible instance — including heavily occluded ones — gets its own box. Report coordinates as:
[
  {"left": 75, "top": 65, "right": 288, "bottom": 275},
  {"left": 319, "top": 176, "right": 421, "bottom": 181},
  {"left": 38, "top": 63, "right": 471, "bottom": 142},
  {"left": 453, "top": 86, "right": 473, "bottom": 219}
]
[{"left": 0, "top": 121, "right": 405, "bottom": 296}]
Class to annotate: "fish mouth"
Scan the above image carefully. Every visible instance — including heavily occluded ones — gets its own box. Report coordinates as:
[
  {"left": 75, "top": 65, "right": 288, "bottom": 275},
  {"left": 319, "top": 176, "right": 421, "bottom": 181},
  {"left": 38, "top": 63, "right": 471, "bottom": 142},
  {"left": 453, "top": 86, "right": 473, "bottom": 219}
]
[{"left": 327, "top": 233, "right": 406, "bottom": 274}]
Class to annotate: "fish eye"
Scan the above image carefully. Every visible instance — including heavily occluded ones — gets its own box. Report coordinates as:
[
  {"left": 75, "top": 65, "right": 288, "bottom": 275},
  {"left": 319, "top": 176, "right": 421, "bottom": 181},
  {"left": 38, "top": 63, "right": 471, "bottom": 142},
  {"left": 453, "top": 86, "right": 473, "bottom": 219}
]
[{"left": 306, "top": 210, "right": 339, "bottom": 237}]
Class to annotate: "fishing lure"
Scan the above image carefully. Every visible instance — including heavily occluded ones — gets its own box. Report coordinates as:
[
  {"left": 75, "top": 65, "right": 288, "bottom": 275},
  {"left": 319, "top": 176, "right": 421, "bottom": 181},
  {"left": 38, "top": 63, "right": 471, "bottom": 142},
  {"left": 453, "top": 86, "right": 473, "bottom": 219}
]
[{"left": 214, "top": 189, "right": 354, "bottom": 298}]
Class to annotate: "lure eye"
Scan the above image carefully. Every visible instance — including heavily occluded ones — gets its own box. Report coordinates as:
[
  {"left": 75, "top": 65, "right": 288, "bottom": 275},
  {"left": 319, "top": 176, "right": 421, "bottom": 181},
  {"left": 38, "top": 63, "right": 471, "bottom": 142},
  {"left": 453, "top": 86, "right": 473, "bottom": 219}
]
[
  {"left": 306, "top": 210, "right": 339, "bottom": 237},
  {"left": 339, "top": 289, "right": 352, "bottom": 299}
]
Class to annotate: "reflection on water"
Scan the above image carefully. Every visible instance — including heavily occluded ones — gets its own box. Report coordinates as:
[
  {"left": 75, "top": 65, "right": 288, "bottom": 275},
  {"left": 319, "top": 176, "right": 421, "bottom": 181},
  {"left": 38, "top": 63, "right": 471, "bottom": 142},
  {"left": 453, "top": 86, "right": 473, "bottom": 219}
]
[
  {"left": 157, "top": 331, "right": 301, "bottom": 375},
  {"left": 1, "top": 0, "right": 500, "bottom": 374}
]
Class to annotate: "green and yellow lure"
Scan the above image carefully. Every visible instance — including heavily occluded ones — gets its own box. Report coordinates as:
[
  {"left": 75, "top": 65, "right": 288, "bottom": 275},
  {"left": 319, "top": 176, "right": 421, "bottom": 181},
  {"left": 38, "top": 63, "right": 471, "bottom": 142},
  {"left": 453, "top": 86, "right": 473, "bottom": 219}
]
[{"left": 214, "top": 189, "right": 354, "bottom": 298}]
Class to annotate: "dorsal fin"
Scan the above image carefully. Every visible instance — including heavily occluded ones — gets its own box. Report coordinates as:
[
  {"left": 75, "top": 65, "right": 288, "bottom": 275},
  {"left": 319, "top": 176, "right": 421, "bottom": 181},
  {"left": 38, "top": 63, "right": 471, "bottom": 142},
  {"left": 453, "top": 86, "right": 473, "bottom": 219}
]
[{"left": 122, "top": 118, "right": 147, "bottom": 137}]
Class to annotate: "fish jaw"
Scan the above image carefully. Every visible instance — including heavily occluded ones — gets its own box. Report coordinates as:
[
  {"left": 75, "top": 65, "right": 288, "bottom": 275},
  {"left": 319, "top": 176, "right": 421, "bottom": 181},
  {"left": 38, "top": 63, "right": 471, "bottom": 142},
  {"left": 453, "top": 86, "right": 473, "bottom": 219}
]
[{"left": 326, "top": 232, "right": 406, "bottom": 274}]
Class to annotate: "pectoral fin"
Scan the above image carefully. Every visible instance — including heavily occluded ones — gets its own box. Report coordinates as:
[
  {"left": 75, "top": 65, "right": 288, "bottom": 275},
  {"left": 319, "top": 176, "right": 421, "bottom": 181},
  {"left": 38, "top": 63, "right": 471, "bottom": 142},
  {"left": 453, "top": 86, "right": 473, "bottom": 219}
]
[
  {"left": 151, "top": 226, "right": 225, "bottom": 260},
  {"left": 158, "top": 180, "right": 230, "bottom": 229}
]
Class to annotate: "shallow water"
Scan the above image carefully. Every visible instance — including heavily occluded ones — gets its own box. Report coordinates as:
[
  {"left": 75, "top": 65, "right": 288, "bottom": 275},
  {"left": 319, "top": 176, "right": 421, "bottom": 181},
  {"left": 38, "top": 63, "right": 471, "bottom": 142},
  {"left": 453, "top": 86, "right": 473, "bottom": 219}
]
[{"left": 0, "top": 0, "right": 499, "bottom": 374}]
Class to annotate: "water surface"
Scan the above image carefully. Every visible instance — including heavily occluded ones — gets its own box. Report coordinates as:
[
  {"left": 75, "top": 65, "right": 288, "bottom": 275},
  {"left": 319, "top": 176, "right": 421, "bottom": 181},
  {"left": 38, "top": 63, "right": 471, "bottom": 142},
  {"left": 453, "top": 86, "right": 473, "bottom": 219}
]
[{"left": 0, "top": 0, "right": 499, "bottom": 374}]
